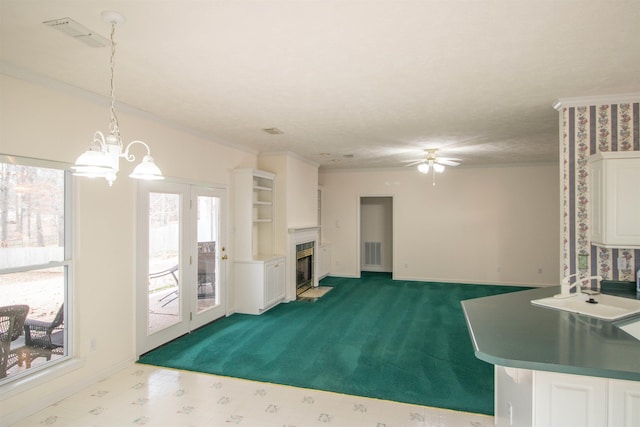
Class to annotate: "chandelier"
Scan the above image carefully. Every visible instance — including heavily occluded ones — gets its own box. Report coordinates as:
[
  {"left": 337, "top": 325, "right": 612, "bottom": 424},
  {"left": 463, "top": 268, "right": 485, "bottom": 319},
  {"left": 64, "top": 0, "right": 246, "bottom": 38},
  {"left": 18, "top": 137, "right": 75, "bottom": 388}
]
[{"left": 72, "top": 11, "right": 164, "bottom": 186}]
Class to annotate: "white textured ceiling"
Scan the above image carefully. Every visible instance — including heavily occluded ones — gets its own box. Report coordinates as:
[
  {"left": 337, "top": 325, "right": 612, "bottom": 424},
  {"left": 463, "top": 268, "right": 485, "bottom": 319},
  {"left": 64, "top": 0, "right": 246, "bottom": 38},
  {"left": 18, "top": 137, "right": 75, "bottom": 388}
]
[{"left": 1, "top": 1, "right": 639, "bottom": 170}]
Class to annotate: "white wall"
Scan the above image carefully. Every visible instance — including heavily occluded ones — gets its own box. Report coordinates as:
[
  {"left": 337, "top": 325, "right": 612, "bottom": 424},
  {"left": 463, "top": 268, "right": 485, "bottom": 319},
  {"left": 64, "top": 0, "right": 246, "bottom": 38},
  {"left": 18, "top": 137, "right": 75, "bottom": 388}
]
[
  {"left": 286, "top": 155, "right": 319, "bottom": 228},
  {"left": 320, "top": 164, "right": 560, "bottom": 286},
  {"left": 258, "top": 152, "right": 319, "bottom": 300},
  {"left": 0, "top": 73, "right": 256, "bottom": 421},
  {"left": 258, "top": 152, "right": 319, "bottom": 254}
]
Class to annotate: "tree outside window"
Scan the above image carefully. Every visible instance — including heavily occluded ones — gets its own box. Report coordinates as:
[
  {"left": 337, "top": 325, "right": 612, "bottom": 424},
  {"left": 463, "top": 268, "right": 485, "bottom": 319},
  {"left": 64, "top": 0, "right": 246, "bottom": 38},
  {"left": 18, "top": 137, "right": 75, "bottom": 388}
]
[{"left": 0, "top": 158, "right": 70, "bottom": 382}]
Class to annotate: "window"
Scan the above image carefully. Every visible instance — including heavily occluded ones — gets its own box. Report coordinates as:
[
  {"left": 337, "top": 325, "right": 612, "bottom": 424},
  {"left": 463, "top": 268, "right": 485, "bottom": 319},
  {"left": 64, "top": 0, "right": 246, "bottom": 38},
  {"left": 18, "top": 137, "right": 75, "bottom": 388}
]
[{"left": 0, "top": 155, "right": 71, "bottom": 383}]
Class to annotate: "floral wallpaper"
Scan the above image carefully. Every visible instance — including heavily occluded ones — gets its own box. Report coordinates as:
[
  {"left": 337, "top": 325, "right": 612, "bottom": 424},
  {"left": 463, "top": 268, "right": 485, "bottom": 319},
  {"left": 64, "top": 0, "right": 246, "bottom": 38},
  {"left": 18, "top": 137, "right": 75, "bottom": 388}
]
[{"left": 560, "top": 101, "right": 640, "bottom": 283}]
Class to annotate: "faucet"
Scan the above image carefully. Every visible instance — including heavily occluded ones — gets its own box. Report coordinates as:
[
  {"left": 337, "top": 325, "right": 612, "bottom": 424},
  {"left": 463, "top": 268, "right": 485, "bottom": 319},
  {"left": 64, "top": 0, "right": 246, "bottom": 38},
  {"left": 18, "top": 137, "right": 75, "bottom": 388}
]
[{"left": 555, "top": 274, "right": 603, "bottom": 299}]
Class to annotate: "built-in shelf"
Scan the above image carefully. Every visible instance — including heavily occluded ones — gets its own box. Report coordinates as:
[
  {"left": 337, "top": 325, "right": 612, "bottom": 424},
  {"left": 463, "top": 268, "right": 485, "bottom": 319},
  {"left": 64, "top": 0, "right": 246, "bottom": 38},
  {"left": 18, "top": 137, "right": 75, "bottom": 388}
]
[
  {"left": 234, "top": 168, "right": 284, "bottom": 315},
  {"left": 234, "top": 169, "right": 276, "bottom": 257}
]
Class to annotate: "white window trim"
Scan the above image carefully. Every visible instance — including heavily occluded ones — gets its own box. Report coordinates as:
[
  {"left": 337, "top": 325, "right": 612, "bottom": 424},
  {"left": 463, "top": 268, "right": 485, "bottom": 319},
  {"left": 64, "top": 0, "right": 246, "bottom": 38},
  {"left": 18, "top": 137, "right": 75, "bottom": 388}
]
[{"left": 0, "top": 154, "right": 75, "bottom": 390}]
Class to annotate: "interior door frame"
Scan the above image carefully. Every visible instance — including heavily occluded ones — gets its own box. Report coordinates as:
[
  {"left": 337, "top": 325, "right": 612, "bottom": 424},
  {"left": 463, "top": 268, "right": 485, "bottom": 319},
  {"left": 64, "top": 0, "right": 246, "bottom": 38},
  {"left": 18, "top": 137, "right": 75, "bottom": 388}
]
[
  {"left": 135, "top": 180, "right": 229, "bottom": 356},
  {"left": 358, "top": 195, "right": 395, "bottom": 278}
]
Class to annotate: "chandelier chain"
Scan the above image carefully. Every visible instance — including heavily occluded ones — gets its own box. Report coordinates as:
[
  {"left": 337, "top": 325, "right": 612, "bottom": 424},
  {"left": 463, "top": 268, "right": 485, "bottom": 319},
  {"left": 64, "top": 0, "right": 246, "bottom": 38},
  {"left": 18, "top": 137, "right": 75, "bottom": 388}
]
[{"left": 108, "top": 22, "right": 121, "bottom": 142}]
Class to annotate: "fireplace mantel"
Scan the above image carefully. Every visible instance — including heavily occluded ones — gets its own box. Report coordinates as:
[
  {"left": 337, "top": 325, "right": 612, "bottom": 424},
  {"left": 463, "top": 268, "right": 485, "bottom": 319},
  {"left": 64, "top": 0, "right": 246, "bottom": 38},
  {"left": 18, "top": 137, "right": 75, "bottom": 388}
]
[{"left": 288, "top": 226, "right": 320, "bottom": 234}]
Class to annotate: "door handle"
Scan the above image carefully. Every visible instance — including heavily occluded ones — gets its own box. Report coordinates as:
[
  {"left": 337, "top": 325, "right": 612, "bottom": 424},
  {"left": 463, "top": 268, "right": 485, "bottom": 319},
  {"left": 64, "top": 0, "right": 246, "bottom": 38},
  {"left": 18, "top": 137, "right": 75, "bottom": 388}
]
[{"left": 221, "top": 255, "right": 228, "bottom": 260}]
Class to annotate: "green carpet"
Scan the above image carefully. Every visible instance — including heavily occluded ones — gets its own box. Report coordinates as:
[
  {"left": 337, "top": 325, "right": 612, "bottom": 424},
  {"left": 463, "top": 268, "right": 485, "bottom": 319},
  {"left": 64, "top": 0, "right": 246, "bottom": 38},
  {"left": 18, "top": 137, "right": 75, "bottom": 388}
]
[{"left": 138, "top": 272, "right": 527, "bottom": 415}]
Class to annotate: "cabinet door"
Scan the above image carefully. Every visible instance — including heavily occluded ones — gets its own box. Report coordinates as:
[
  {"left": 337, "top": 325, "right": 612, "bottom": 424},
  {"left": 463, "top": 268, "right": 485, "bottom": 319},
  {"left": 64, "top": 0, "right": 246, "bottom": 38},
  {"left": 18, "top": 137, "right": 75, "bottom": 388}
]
[
  {"left": 265, "top": 261, "right": 277, "bottom": 308},
  {"left": 609, "top": 379, "right": 640, "bottom": 427},
  {"left": 607, "top": 159, "right": 640, "bottom": 246},
  {"left": 264, "top": 259, "right": 285, "bottom": 307},
  {"left": 319, "top": 244, "right": 331, "bottom": 278},
  {"left": 495, "top": 366, "right": 533, "bottom": 427},
  {"left": 590, "top": 154, "right": 640, "bottom": 248},
  {"left": 534, "top": 371, "right": 607, "bottom": 427},
  {"left": 274, "top": 259, "right": 285, "bottom": 300}
]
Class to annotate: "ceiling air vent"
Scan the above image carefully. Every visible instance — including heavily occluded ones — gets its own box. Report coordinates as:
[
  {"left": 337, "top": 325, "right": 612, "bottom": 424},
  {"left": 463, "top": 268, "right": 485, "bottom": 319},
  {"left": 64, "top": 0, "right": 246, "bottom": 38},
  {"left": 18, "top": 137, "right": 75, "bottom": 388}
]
[
  {"left": 43, "top": 17, "right": 109, "bottom": 48},
  {"left": 262, "top": 128, "right": 284, "bottom": 135}
]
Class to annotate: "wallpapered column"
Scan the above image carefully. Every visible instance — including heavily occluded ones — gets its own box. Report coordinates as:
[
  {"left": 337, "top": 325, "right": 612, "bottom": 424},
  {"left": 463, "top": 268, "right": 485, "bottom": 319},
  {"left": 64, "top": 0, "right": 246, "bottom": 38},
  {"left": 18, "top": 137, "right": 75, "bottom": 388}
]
[{"left": 560, "top": 101, "right": 640, "bottom": 282}]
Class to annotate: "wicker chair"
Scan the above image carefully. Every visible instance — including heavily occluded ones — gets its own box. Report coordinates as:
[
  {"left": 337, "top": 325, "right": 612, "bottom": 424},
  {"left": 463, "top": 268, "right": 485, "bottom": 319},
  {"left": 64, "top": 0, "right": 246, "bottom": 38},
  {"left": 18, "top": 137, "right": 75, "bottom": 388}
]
[
  {"left": 24, "top": 304, "right": 64, "bottom": 357},
  {"left": 0, "top": 304, "right": 30, "bottom": 378}
]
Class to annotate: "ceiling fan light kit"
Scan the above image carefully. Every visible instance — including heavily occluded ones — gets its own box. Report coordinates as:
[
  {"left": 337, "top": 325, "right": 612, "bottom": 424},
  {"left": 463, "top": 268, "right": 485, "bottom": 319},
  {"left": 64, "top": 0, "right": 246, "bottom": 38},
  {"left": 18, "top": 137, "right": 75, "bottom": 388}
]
[
  {"left": 408, "top": 149, "right": 459, "bottom": 185},
  {"left": 68, "top": 11, "right": 164, "bottom": 186}
]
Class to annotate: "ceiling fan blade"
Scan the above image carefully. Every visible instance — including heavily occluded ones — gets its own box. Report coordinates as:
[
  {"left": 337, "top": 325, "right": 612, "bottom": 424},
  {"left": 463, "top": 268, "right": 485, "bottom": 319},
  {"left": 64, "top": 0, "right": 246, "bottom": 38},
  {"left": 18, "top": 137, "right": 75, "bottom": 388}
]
[
  {"left": 437, "top": 159, "right": 460, "bottom": 166},
  {"left": 404, "top": 160, "right": 424, "bottom": 167}
]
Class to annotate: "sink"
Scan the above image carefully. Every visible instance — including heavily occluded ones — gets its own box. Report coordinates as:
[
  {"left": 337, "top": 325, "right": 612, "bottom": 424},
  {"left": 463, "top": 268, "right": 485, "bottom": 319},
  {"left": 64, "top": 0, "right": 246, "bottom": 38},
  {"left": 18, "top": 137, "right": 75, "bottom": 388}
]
[{"left": 531, "top": 293, "right": 640, "bottom": 320}]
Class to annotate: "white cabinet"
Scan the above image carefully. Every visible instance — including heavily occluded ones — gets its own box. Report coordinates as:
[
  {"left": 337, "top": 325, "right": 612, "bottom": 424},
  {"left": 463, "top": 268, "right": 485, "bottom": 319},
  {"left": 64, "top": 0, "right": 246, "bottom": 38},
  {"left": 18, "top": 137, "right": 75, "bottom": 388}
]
[
  {"left": 590, "top": 152, "right": 640, "bottom": 248},
  {"left": 495, "top": 366, "right": 533, "bottom": 427},
  {"left": 265, "top": 257, "right": 285, "bottom": 309},
  {"left": 534, "top": 371, "right": 607, "bottom": 427},
  {"left": 495, "top": 367, "right": 640, "bottom": 427},
  {"left": 318, "top": 243, "right": 331, "bottom": 279},
  {"left": 234, "top": 169, "right": 286, "bottom": 314},
  {"left": 609, "top": 378, "right": 640, "bottom": 427},
  {"left": 235, "top": 256, "right": 285, "bottom": 315}
]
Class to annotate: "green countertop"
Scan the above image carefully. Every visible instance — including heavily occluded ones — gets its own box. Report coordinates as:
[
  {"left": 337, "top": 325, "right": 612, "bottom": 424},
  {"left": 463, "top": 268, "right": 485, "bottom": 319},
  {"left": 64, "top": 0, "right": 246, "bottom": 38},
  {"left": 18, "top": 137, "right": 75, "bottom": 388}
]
[{"left": 461, "top": 285, "right": 640, "bottom": 381}]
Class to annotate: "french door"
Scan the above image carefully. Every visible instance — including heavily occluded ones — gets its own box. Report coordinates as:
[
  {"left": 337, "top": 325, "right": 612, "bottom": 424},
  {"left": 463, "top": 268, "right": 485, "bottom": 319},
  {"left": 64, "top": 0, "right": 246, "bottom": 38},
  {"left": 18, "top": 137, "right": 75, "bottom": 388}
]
[{"left": 136, "top": 181, "right": 228, "bottom": 355}]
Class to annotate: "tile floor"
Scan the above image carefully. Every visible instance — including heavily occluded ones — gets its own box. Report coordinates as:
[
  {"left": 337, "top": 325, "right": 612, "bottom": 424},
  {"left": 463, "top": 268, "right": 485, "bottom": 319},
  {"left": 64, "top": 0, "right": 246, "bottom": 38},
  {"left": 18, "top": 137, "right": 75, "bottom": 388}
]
[{"left": 11, "top": 364, "right": 494, "bottom": 427}]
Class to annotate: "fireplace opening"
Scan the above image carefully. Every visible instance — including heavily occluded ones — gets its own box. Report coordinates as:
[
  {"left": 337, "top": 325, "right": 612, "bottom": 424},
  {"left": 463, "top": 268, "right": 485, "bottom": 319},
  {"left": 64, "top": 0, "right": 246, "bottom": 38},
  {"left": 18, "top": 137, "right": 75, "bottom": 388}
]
[{"left": 296, "top": 241, "right": 314, "bottom": 296}]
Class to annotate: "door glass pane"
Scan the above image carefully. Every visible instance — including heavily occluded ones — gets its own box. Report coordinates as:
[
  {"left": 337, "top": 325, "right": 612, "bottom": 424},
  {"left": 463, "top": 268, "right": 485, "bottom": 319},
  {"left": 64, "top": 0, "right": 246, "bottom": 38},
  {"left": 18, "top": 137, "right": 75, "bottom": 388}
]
[
  {"left": 147, "top": 192, "right": 180, "bottom": 334},
  {"left": 196, "top": 195, "right": 218, "bottom": 313}
]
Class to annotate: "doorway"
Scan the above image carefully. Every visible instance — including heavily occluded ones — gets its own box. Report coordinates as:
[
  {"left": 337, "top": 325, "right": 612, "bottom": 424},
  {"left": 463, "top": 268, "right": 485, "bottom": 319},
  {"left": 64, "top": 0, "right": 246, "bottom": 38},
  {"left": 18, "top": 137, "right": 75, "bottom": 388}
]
[
  {"left": 136, "top": 182, "right": 228, "bottom": 355},
  {"left": 360, "top": 196, "right": 393, "bottom": 273}
]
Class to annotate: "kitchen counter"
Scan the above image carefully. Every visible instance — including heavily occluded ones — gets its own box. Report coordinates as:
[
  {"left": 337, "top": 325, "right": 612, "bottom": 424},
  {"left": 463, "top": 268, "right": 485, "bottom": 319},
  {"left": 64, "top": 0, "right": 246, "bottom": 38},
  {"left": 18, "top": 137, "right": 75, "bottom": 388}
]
[{"left": 461, "top": 285, "right": 640, "bottom": 381}]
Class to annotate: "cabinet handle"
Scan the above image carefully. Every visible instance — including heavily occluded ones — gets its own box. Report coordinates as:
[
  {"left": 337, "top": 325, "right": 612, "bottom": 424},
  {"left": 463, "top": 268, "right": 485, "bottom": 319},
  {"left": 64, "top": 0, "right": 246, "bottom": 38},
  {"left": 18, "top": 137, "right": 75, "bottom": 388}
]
[{"left": 221, "top": 255, "right": 228, "bottom": 260}]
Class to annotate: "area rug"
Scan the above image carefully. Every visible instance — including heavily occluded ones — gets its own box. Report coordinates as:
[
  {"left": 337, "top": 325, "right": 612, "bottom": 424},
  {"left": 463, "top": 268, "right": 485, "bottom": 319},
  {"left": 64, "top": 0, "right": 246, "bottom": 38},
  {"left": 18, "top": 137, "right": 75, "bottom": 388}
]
[
  {"left": 298, "top": 286, "right": 333, "bottom": 299},
  {"left": 138, "top": 272, "right": 528, "bottom": 415}
]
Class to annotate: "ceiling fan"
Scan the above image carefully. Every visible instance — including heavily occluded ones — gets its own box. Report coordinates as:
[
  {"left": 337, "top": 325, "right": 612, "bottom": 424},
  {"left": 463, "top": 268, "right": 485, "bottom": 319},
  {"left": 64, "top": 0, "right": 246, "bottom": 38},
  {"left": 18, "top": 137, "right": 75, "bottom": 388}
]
[{"left": 404, "top": 149, "right": 461, "bottom": 185}]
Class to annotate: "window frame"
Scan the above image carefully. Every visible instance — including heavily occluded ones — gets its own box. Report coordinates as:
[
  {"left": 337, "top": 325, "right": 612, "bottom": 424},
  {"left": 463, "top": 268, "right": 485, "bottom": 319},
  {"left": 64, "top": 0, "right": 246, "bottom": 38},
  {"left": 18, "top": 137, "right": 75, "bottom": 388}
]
[{"left": 0, "top": 153, "right": 74, "bottom": 390}]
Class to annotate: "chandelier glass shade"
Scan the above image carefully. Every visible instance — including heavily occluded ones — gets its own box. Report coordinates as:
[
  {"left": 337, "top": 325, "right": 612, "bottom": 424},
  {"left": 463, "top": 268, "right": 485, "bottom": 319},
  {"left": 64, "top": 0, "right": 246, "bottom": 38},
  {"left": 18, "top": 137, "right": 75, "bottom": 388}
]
[
  {"left": 72, "top": 11, "right": 163, "bottom": 186},
  {"left": 416, "top": 161, "right": 445, "bottom": 174},
  {"left": 417, "top": 160, "right": 446, "bottom": 186}
]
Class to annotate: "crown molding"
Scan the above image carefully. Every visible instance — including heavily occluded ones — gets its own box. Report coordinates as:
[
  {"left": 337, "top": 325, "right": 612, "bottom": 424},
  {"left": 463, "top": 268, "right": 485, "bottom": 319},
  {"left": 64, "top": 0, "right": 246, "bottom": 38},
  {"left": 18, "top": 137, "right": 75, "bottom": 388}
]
[{"left": 552, "top": 93, "right": 640, "bottom": 110}]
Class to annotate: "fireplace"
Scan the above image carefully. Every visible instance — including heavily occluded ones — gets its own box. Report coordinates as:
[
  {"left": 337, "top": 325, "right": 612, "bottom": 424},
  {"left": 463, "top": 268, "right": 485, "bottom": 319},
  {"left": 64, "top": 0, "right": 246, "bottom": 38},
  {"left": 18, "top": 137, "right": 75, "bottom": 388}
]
[
  {"left": 296, "top": 242, "right": 314, "bottom": 296},
  {"left": 288, "top": 227, "right": 320, "bottom": 301}
]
